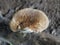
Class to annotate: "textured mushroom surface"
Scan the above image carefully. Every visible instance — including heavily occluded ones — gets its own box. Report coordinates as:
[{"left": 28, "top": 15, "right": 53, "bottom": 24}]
[{"left": 10, "top": 8, "right": 49, "bottom": 33}]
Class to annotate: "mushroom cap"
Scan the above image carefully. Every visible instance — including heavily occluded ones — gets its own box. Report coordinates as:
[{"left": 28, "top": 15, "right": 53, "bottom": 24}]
[{"left": 9, "top": 8, "right": 49, "bottom": 33}]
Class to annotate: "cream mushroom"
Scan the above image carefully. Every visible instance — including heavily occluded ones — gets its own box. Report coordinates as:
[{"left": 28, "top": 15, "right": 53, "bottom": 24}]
[{"left": 9, "top": 8, "right": 49, "bottom": 33}]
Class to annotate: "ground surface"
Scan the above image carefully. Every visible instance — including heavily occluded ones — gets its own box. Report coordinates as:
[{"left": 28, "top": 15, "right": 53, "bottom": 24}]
[{"left": 0, "top": 0, "right": 60, "bottom": 45}]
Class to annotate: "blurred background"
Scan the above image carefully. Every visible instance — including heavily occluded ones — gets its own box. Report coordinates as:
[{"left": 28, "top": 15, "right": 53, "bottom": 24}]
[{"left": 0, "top": 0, "right": 60, "bottom": 45}]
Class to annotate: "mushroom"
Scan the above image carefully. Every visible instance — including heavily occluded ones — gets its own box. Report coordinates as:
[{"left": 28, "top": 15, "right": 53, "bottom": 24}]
[{"left": 9, "top": 8, "right": 49, "bottom": 33}]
